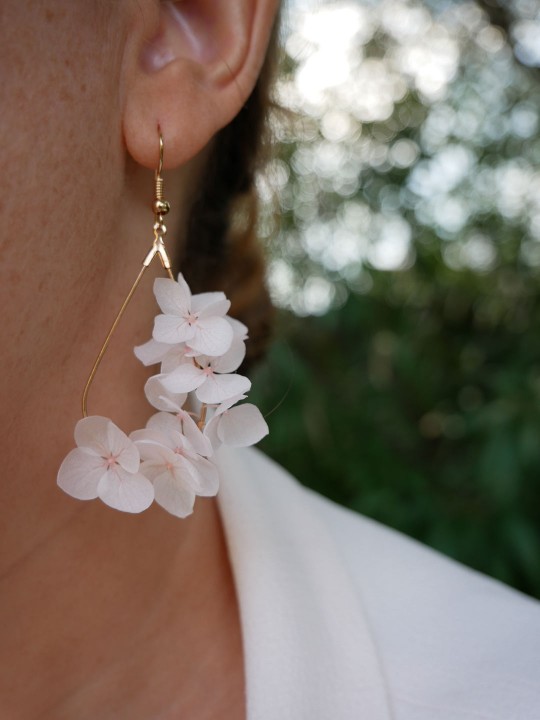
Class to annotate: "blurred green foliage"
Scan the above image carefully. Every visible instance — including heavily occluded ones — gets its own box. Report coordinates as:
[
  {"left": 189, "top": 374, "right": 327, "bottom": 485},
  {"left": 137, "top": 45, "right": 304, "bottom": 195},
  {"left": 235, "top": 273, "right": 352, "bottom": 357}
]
[
  {"left": 251, "top": 0, "right": 540, "bottom": 598},
  {"left": 251, "top": 268, "right": 540, "bottom": 598}
]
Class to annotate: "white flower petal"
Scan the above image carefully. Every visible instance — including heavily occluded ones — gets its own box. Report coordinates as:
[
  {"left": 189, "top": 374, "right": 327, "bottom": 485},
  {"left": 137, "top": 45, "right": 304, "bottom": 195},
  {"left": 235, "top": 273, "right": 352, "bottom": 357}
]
[
  {"left": 227, "top": 316, "right": 249, "bottom": 339},
  {"left": 130, "top": 427, "right": 163, "bottom": 445},
  {"left": 217, "top": 403, "right": 269, "bottom": 447},
  {"left": 183, "top": 345, "right": 201, "bottom": 358},
  {"left": 139, "top": 460, "right": 168, "bottom": 483},
  {"left": 153, "top": 314, "right": 194, "bottom": 345},
  {"left": 144, "top": 375, "right": 187, "bottom": 413},
  {"left": 211, "top": 337, "right": 246, "bottom": 373},
  {"left": 154, "top": 395, "right": 184, "bottom": 413},
  {"left": 146, "top": 411, "right": 182, "bottom": 435},
  {"left": 191, "top": 292, "right": 228, "bottom": 314},
  {"left": 175, "top": 273, "right": 193, "bottom": 302},
  {"left": 215, "top": 393, "right": 248, "bottom": 416},
  {"left": 203, "top": 415, "right": 221, "bottom": 450},
  {"left": 139, "top": 444, "right": 178, "bottom": 466},
  {"left": 105, "top": 421, "right": 140, "bottom": 472},
  {"left": 74, "top": 416, "right": 111, "bottom": 456},
  {"left": 97, "top": 467, "right": 154, "bottom": 513},
  {"left": 154, "top": 471, "right": 195, "bottom": 518},
  {"left": 171, "top": 453, "right": 210, "bottom": 495},
  {"left": 194, "top": 354, "right": 211, "bottom": 367},
  {"left": 161, "top": 346, "right": 192, "bottom": 373},
  {"left": 133, "top": 338, "right": 171, "bottom": 366},
  {"left": 185, "top": 456, "right": 220, "bottom": 496},
  {"left": 153, "top": 277, "right": 190, "bottom": 316},
  {"left": 180, "top": 411, "right": 213, "bottom": 457},
  {"left": 189, "top": 316, "right": 233, "bottom": 356},
  {"left": 161, "top": 363, "right": 205, "bottom": 393},
  {"left": 57, "top": 448, "right": 105, "bottom": 500},
  {"left": 140, "top": 419, "right": 194, "bottom": 458},
  {"left": 196, "top": 373, "right": 251, "bottom": 404},
  {"left": 144, "top": 409, "right": 209, "bottom": 454},
  {"left": 196, "top": 298, "right": 231, "bottom": 319},
  {"left": 131, "top": 427, "right": 177, "bottom": 457}
]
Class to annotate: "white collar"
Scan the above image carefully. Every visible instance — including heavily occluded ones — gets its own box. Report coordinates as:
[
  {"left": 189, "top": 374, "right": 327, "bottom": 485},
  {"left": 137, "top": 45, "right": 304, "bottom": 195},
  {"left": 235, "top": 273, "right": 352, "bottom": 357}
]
[{"left": 217, "top": 447, "right": 393, "bottom": 720}]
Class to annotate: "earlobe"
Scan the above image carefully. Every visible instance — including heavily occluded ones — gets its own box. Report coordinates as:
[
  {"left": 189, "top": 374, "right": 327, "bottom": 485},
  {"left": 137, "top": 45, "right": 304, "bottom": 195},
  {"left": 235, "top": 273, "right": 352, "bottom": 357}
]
[{"left": 122, "top": 0, "right": 279, "bottom": 170}]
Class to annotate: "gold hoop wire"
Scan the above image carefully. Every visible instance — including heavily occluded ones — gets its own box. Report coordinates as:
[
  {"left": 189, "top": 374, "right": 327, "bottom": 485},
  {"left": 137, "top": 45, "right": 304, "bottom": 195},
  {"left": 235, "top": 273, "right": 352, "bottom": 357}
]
[{"left": 81, "top": 129, "right": 175, "bottom": 417}]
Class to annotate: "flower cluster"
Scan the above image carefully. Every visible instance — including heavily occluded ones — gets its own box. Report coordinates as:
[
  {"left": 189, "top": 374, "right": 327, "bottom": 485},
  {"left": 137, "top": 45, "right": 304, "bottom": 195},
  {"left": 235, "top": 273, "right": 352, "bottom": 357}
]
[{"left": 57, "top": 274, "right": 269, "bottom": 516}]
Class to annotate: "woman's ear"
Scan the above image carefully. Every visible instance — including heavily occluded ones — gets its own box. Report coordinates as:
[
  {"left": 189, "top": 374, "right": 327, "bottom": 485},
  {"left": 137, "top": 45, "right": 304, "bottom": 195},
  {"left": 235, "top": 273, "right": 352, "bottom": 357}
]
[{"left": 122, "top": 0, "right": 279, "bottom": 169}]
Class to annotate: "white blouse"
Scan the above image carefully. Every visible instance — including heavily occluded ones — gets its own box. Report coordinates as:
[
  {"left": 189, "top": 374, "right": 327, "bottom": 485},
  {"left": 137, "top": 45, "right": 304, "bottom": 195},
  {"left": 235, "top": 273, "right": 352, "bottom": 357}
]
[{"left": 217, "top": 446, "right": 540, "bottom": 720}]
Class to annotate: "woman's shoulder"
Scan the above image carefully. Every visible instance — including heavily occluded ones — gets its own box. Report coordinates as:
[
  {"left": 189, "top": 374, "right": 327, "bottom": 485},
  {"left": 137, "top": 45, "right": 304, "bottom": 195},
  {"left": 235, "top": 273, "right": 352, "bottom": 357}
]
[
  {"left": 217, "top": 446, "right": 540, "bottom": 719},
  {"left": 306, "top": 467, "right": 540, "bottom": 718}
]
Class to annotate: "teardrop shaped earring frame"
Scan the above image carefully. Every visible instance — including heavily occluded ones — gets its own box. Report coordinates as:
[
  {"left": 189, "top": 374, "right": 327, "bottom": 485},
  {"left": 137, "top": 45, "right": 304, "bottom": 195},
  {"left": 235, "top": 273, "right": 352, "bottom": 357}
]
[
  {"left": 57, "top": 127, "right": 269, "bottom": 516},
  {"left": 81, "top": 128, "right": 175, "bottom": 417}
]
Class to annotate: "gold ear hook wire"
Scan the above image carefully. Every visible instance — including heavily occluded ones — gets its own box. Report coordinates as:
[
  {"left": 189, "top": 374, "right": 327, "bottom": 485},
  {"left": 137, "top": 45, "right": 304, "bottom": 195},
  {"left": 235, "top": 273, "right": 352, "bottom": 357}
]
[{"left": 81, "top": 128, "right": 175, "bottom": 417}]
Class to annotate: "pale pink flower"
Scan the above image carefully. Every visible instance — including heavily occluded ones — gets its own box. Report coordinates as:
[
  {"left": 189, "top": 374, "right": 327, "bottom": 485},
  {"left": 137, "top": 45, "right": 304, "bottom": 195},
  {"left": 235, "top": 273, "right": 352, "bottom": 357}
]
[
  {"left": 131, "top": 415, "right": 219, "bottom": 518},
  {"left": 57, "top": 416, "right": 154, "bottom": 513},
  {"left": 160, "top": 354, "right": 251, "bottom": 404},
  {"left": 204, "top": 394, "right": 269, "bottom": 449},
  {"left": 147, "top": 409, "right": 212, "bottom": 458},
  {"left": 143, "top": 378, "right": 212, "bottom": 456},
  {"left": 152, "top": 274, "right": 233, "bottom": 356},
  {"left": 186, "top": 317, "right": 248, "bottom": 370},
  {"left": 144, "top": 375, "right": 188, "bottom": 415}
]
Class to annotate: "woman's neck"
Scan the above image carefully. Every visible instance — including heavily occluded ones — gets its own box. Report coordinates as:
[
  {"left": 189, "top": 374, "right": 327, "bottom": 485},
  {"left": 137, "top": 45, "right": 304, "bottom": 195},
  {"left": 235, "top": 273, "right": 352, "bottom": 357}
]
[{"left": 0, "top": 490, "right": 245, "bottom": 719}]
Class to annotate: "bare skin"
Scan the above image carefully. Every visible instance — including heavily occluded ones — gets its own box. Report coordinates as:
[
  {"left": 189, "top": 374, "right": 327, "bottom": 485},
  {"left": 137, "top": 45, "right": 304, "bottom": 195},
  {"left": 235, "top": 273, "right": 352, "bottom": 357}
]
[
  {"left": 0, "top": 0, "right": 278, "bottom": 717},
  {"left": 1, "top": 499, "right": 245, "bottom": 719}
]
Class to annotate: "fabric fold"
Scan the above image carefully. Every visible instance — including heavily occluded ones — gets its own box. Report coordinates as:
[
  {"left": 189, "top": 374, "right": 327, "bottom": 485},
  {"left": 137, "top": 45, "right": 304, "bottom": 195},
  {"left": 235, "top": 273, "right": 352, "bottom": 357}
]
[{"left": 217, "top": 446, "right": 393, "bottom": 720}]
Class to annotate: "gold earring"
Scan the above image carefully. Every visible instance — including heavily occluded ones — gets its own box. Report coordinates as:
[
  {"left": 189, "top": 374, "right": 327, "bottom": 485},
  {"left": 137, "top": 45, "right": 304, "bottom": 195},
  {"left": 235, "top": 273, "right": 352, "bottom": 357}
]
[
  {"left": 82, "top": 128, "right": 174, "bottom": 417},
  {"left": 57, "top": 127, "right": 268, "bottom": 516}
]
